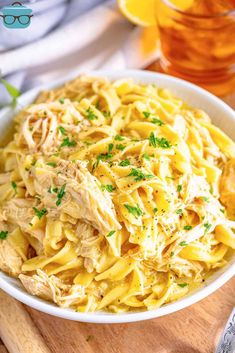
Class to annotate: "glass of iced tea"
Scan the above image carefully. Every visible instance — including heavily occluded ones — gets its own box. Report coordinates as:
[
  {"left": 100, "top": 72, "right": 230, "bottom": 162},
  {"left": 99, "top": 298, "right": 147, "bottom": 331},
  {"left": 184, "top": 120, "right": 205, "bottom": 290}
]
[{"left": 155, "top": 0, "right": 235, "bottom": 96}]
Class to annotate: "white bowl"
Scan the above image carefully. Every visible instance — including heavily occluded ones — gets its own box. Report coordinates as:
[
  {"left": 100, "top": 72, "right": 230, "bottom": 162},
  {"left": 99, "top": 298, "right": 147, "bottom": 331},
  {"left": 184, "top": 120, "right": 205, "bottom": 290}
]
[{"left": 0, "top": 70, "right": 234, "bottom": 323}]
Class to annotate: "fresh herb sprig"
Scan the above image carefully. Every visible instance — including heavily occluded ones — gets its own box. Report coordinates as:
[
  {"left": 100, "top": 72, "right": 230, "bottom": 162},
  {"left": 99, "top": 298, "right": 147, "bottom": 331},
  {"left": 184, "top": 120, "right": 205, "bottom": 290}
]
[{"left": 124, "top": 204, "right": 143, "bottom": 218}]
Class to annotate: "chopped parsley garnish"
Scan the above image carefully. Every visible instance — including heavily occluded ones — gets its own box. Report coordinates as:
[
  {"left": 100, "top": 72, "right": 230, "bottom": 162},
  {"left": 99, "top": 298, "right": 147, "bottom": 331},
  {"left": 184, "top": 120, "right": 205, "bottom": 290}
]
[
  {"left": 59, "top": 98, "right": 65, "bottom": 104},
  {"left": 86, "top": 107, "right": 98, "bottom": 121},
  {"left": 0, "top": 231, "right": 8, "bottom": 240},
  {"left": 124, "top": 204, "right": 143, "bottom": 218},
  {"left": 153, "top": 208, "right": 158, "bottom": 213},
  {"left": 114, "top": 135, "right": 124, "bottom": 141},
  {"left": 220, "top": 209, "right": 225, "bottom": 214},
  {"left": 31, "top": 160, "right": 37, "bottom": 166},
  {"left": 47, "top": 162, "right": 57, "bottom": 168},
  {"left": 107, "top": 230, "right": 115, "bottom": 237},
  {"left": 56, "top": 184, "right": 66, "bottom": 206},
  {"left": 143, "top": 111, "right": 151, "bottom": 118},
  {"left": 148, "top": 132, "right": 171, "bottom": 149},
  {"left": 209, "top": 186, "right": 213, "bottom": 195},
  {"left": 151, "top": 118, "right": 164, "bottom": 126},
  {"left": 184, "top": 225, "right": 192, "bottom": 231},
  {"left": 201, "top": 197, "right": 210, "bottom": 202},
  {"left": 108, "top": 143, "right": 114, "bottom": 153},
  {"left": 58, "top": 126, "right": 67, "bottom": 135},
  {"left": 143, "top": 153, "right": 150, "bottom": 161},
  {"left": 101, "top": 184, "right": 116, "bottom": 192},
  {"left": 128, "top": 168, "right": 154, "bottom": 182},
  {"left": 33, "top": 207, "right": 48, "bottom": 219},
  {"left": 179, "top": 241, "right": 188, "bottom": 247},
  {"left": 170, "top": 251, "right": 174, "bottom": 257},
  {"left": 178, "top": 283, "right": 188, "bottom": 288},
  {"left": 94, "top": 151, "right": 113, "bottom": 169},
  {"left": 60, "top": 137, "right": 77, "bottom": 148},
  {"left": 11, "top": 181, "right": 17, "bottom": 191},
  {"left": 176, "top": 209, "right": 183, "bottom": 215},
  {"left": 177, "top": 184, "right": 182, "bottom": 192},
  {"left": 203, "top": 222, "right": 212, "bottom": 233},
  {"left": 116, "top": 144, "right": 125, "bottom": 151},
  {"left": 119, "top": 159, "right": 130, "bottom": 167}
]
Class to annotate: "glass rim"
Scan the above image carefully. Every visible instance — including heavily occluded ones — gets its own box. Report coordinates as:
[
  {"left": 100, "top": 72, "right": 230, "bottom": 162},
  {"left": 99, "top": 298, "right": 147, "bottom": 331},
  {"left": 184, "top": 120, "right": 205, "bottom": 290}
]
[{"left": 162, "top": 0, "right": 235, "bottom": 18}]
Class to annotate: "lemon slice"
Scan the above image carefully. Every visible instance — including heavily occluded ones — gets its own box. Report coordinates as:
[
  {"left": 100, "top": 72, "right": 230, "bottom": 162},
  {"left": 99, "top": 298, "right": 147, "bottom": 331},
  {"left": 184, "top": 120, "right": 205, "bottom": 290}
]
[{"left": 118, "top": 0, "right": 156, "bottom": 27}]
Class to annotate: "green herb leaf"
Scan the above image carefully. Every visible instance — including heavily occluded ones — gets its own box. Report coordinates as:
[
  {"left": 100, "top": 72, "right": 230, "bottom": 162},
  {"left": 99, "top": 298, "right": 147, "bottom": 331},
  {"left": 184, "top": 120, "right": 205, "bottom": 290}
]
[
  {"left": 116, "top": 144, "right": 125, "bottom": 151},
  {"left": 151, "top": 118, "right": 164, "bottom": 126},
  {"left": 170, "top": 251, "right": 174, "bottom": 257},
  {"left": 203, "top": 222, "right": 212, "bottom": 233},
  {"left": 184, "top": 225, "right": 192, "bottom": 230},
  {"left": 114, "top": 135, "right": 124, "bottom": 141},
  {"left": 124, "top": 204, "right": 143, "bottom": 218},
  {"left": 107, "top": 230, "right": 116, "bottom": 237},
  {"left": 94, "top": 152, "right": 113, "bottom": 170},
  {"left": 0, "top": 78, "right": 21, "bottom": 105},
  {"left": 0, "top": 231, "right": 8, "bottom": 240},
  {"left": 153, "top": 207, "right": 158, "bottom": 213},
  {"left": 143, "top": 153, "right": 150, "bottom": 161},
  {"left": 177, "top": 184, "right": 182, "bottom": 192},
  {"left": 176, "top": 209, "right": 183, "bottom": 215},
  {"left": 60, "top": 137, "right": 77, "bottom": 148},
  {"left": 58, "top": 126, "right": 67, "bottom": 135},
  {"left": 56, "top": 184, "right": 66, "bottom": 206},
  {"left": 201, "top": 197, "right": 210, "bottom": 202},
  {"left": 11, "top": 181, "right": 17, "bottom": 191},
  {"left": 86, "top": 107, "right": 98, "bottom": 121},
  {"left": 148, "top": 132, "right": 171, "bottom": 149},
  {"left": 179, "top": 241, "right": 188, "bottom": 247},
  {"left": 33, "top": 207, "right": 48, "bottom": 219},
  {"left": 59, "top": 98, "right": 65, "bottom": 104},
  {"left": 178, "top": 283, "right": 188, "bottom": 288},
  {"left": 101, "top": 184, "right": 116, "bottom": 192},
  {"left": 220, "top": 209, "right": 225, "bottom": 214},
  {"left": 108, "top": 143, "right": 114, "bottom": 153},
  {"left": 143, "top": 111, "right": 151, "bottom": 118},
  {"left": 128, "top": 168, "right": 154, "bottom": 182},
  {"left": 47, "top": 162, "right": 57, "bottom": 168},
  {"left": 119, "top": 159, "right": 130, "bottom": 167}
]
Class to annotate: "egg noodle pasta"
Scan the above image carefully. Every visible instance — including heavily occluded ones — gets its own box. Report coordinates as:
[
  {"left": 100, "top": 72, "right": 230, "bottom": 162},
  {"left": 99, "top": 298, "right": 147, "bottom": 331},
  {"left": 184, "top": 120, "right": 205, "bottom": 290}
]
[{"left": 0, "top": 75, "right": 235, "bottom": 313}]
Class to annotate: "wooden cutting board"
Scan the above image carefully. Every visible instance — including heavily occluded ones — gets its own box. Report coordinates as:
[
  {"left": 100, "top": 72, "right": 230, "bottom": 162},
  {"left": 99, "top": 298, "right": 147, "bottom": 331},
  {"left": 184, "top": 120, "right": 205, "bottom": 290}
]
[
  {"left": 0, "top": 277, "right": 235, "bottom": 353},
  {"left": 0, "top": 73, "right": 234, "bottom": 353}
]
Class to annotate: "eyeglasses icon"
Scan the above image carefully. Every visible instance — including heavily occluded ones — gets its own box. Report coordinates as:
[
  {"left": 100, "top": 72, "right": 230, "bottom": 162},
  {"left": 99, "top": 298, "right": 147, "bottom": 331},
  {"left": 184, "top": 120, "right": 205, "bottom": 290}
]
[
  {"left": 0, "top": 2, "right": 33, "bottom": 29},
  {"left": 0, "top": 14, "right": 33, "bottom": 25}
]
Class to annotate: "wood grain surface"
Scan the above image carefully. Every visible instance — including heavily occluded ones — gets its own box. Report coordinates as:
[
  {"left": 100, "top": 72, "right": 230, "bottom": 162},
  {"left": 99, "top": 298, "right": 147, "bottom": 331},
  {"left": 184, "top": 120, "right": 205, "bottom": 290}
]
[
  {"left": 0, "top": 277, "right": 234, "bottom": 353},
  {"left": 0, "top": 71, "right": 234, "bottom": 353}
]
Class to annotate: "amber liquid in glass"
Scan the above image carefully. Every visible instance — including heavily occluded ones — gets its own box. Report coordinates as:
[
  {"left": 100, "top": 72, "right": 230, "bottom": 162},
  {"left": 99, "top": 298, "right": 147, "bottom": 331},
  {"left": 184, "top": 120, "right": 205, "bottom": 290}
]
[{"left": 156, "top": 0, "right": 235, "bottom": 96}]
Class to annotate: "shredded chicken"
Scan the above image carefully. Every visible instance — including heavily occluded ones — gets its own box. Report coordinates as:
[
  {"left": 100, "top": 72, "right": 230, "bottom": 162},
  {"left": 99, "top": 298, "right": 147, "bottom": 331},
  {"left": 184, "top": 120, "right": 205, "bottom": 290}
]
[
  {"left": 19, "top": 270, "right": 85, "bottom": 308},
  {"left": 32, "top": 160, "right": 121, "bottom": 234},
  {"left": 0, "top": 240, "right": 23, "bottom": 276}
]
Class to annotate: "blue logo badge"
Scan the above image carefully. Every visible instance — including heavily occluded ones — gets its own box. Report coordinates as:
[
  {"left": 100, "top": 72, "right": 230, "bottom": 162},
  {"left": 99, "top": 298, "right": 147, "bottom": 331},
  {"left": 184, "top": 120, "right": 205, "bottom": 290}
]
[{"left": 0, "top": 2, "right": 33, "bottom": 29}]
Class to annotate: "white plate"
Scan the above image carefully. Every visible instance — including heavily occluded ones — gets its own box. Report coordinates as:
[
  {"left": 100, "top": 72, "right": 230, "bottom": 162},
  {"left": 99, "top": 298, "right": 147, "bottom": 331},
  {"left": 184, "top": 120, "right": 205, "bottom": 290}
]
[{"left": 0, "top": 70, "right": 234, "bottom": 323}]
